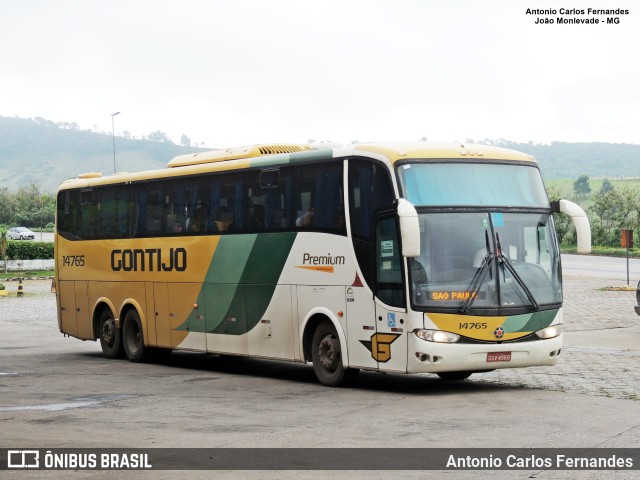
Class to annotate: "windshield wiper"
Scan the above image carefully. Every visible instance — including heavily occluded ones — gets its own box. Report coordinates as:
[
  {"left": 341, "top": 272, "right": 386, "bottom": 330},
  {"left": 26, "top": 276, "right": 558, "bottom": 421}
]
[
  {"left": 461, "top": 231, "right": 493, "bottom": 313},
  {"left": 462, "top": 230, "right": 540, "bottom": 313},
  {"left": 496, "top": 233, "right": 539, "bottom": 310}
]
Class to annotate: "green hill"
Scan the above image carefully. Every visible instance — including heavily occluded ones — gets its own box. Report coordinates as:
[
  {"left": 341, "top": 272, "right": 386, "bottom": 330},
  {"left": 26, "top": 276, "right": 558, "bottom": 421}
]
[
  {"left": 2, "top": 115, "right": 640, "bottom": 192},
  {"left": 0, "top": 116, "right": 208, "bottom": 192},
  {"left": 488, "top": 140, "right": 640, "bottom": 179}
]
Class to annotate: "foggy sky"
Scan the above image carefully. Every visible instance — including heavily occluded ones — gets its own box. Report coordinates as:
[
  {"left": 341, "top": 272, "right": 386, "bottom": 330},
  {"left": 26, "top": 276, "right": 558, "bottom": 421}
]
[{"left": 1, "top": 0, "right": 638, "bottom": 148}]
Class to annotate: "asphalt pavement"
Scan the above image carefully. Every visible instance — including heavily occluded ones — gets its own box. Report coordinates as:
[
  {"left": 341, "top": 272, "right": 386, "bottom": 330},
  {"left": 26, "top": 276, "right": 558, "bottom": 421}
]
[{"left": 0, "top": 265, "right": 639, "bottom": 479}]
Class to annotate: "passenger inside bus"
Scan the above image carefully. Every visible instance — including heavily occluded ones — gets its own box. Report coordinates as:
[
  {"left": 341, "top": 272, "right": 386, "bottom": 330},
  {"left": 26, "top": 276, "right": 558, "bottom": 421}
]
[
  {"left": 189, "top": 205, "right": 204, "bottom": 233},
  {"left": 214, "top": 207, "right": 234, "bottom": 232},
  {"left": 249, "top": 204, "right": 266, "bottom": 231},
  {"left": 296, "top": 206, "right": 315, "bottom": 227}
]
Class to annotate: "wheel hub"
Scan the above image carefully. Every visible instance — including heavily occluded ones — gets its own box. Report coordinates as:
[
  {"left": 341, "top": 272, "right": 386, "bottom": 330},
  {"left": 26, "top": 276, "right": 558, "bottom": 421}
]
[
  {"left": 318, "top": 334, "right": 339, "bottom": 370},
  {"left": 102, "top": 320, "right": 115, "bottom": 345}
]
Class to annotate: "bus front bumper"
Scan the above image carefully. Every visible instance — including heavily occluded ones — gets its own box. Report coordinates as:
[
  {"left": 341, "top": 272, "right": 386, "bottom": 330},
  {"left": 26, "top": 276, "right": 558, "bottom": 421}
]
[{"left": 407, "top": 333, "right": 563, "bottom": 374}]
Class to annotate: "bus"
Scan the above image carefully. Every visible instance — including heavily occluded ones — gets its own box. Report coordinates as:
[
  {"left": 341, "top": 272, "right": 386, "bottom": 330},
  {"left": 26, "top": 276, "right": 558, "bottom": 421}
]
[{"left": 55, "top": 142, "right": 590, "bottom": 386}]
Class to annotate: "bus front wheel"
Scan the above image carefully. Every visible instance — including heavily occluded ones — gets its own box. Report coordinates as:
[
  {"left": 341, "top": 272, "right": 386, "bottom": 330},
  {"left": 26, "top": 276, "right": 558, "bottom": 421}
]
[
  {"left": 122, "top": 309, "right": 147, "bottom": 363},
  {"left": 311, "top": 321, "right": 358, "bottom": 387},
  {"left": 98, "top": 309, "right": 124, "bottom": 359}
]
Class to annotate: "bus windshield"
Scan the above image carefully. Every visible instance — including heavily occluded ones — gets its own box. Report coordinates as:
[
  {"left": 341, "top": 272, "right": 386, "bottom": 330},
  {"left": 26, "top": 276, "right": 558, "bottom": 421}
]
[
  {"left": 398, "top": 161, "right": 561, "bottom": 314},
  {"left": 398, "top": 162, "right": 549, "bottom": 207},
  {"left": 409, "top": 211, "right": 562, "bottom": 313}
]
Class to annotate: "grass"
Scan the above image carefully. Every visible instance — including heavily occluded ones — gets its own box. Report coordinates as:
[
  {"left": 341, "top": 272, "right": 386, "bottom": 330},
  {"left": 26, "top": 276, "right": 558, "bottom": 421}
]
[
  {"left": 545, "top": 177, "right": 640, "bottom": 197},
  {"left": 561, "top": 246, "right": 640, "bottom": 258},
  {"left": 0, "top": 270, "right": 55, "bottom": 279}
]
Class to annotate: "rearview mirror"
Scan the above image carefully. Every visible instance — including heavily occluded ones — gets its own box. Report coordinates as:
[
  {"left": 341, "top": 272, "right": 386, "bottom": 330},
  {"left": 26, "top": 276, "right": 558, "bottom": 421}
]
[{"left": 397, "top": 199, "right": 420, "bottom": 257}]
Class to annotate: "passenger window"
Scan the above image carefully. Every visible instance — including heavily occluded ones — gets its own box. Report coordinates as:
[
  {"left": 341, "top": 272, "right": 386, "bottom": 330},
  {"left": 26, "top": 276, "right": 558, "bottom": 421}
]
[
  {"left": 77, "top": 189, "right": 97, "bottom": 239},
  {"left": 165, "top": 178, "right": 203, "bottom": 235},
  {"left": 349, "top": 159, "right": 394, "bottom": 240},
  {"left": 348, "top": 159, "right": 395, "bottom": 287},
  {"left": 294, "top": 163, "right": 344, "bottom": 234},
  {"left": 131, "top": 182, "right": 163, "bottom": 236},
  {"left": 247, "top": 167, "right": 293, "bottom": 232},
  {"left": 98, "top": 186, "right": 129, "bottom": 238},
  {"left": 57, "top": 190, "right": 79, "bottom": 239},
  {"left": 204, "top": 173, "right": 245, "bottom": 234}
]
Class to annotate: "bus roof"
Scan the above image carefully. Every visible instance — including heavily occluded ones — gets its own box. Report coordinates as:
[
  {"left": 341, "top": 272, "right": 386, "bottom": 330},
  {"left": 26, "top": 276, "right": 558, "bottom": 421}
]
[
  {"left": 167, "top": 144, "right": 313, "bottom": 168},
  {"left": 167, "top": 142, "right": 536, "bottom": 168},
  {"left": 352, "top": 142, "right": 536, "bottom": 164},
  {"left": 58, "top": 142, "right": 536, "bottom": 190}
]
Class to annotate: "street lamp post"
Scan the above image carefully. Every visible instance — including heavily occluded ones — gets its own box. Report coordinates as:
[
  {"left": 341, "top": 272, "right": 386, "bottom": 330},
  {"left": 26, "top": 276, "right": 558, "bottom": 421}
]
[{"left": 110, "top": 111, "right": 120, "bottom": 173}]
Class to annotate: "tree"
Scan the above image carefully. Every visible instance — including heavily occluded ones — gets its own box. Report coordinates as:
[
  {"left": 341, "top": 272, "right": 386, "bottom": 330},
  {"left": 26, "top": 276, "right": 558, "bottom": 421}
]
[
  {"left": 145, "top": 130, "right": 172, "bottom": 143},
  {"left": 546, "top": 185, "right": 574, "bottom": 245},
  {"left": 0, "top": 187, "right": 17, "bottom": 225},
  {"left": 13, "top": 184, "right": 55, "bottom": 228},
  {"left": 600, "top": 178, "right": 614, "bottom": 194},
  {"left": 180, "top": 134, "right": 191, "bottom": 147},
  {"left": 589, "top": 187, "right": 640, "bottom": 247},
  {"left": 573, "top": 175, "right": 591, "bottom": 199},
  {"left": 0, "top": 229, "right": 7, "bottom": 273}
]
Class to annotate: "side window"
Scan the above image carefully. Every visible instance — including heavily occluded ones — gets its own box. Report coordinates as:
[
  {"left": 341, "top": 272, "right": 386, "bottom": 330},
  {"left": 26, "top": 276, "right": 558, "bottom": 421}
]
[
  {"left": 77, "top": 189, "right": 97, "bottom": 239},
  {"left": 348, "top": 159, "right": 395, "bottom": 287},
  {"left": 132, "top": 181, "right": 163, "bottom": 237},
  {"left": 97, "top": 186, "right": 129, "bottom": 238},
  {"left": 247, "top": 167, "right": 293, "bottom": 233},
  {"left": 375, "top": 216, "right": 405, "bottom": 308},
  {"left": 165, "top": 177, "right": 203, "bottom": 235},
  {"left": 204, "top": 173, "right": 245, "bottom": 234},
  {"left": 57, "top": 190, "right": 79, "bottom": 238},
  {"left": 294, "top": 162, "right": 345, "bottom": 234},
  {"left": 349, "top": 159, "right": 394, "bottom": 240}
]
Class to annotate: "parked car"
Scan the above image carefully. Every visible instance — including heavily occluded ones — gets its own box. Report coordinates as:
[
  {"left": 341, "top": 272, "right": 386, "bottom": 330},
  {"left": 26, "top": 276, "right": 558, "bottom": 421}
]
[
  {"left": 636, "top": 280, "right": 640, "bottom": 316},
  {"left": 8, "top": 227, "right": 35, "bottom": 240}
]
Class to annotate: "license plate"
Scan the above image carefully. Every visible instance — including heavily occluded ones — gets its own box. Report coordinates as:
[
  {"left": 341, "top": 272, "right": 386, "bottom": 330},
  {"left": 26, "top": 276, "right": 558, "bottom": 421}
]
[{"left": 487, "top": 351, "right": 512, "bottom": 362}]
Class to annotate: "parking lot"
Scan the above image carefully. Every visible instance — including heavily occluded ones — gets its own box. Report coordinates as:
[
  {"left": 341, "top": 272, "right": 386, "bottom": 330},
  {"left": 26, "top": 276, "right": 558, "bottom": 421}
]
[{"left": 0, "top": 272, "right": 639, "bottom": 479}]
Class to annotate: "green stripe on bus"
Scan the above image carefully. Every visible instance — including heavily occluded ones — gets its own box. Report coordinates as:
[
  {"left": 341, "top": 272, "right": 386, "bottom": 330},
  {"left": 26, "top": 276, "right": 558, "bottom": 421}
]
[
  {"left": 289, "top": 149, "right": 334, "bottom": 163},
  {"left": 176, "top": 233, "right": 297, "bottom": 335},
  {"left": 503, "top": 309, "right": 558, "bottom": 333},
  {"left": 250, "top": 154, "right": 291, "bottom": 168}
]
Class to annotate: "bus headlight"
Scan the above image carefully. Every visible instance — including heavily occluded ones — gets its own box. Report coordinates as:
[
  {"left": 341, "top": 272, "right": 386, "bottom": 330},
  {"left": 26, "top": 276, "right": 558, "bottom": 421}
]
[
  {"left": 535, "top": 324, "right": 563, "bottom": 339},
  {"left": 415, "top": 329, "right": 460, "bottom": 343}
]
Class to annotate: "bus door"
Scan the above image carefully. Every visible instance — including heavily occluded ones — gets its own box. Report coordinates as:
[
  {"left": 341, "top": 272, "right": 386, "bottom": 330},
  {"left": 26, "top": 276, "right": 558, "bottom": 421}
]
[
  {"left": 152, "top": 283, "right": 170, "bottom": 347},
  {"left": 148, "top": 282, "right": 206, "bottom": 351},
  {"left": 58, "top": 281, "right": 90, "bottom": 339},
  {"left": 169, "top": 283, "right": 206, "bottom": 351},
  {"left": 373, "top": 215, "right": 408, "bottom": 373},
  {"left": 345, "top": 283, "right": 378, "bottom": 370}
]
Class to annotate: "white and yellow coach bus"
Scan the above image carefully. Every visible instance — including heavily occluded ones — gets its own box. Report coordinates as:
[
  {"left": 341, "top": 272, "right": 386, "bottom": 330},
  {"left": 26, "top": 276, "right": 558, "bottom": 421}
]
[{"left": 55, "top": 142, "right": 588, "bottom": 386}]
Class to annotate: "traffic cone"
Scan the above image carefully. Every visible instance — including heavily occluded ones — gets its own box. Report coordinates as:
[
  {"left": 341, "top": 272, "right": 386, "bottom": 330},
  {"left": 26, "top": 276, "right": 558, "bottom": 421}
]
[{"left": 17, "top": 278, "right": 24, "bottom": 297}]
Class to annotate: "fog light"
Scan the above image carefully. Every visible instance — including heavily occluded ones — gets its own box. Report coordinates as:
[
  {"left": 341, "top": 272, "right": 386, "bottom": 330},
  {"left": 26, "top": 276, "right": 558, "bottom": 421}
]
[
  {"left": 535, "top": 324, "right": 563, "bottom": 339},
  {"left": 415, "top": 329, "right": 460, "bottom": 343}
]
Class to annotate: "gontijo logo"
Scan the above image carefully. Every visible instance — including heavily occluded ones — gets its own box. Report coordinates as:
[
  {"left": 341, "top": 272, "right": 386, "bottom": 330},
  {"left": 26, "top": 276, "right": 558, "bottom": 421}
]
[
  {"left": 296, "top": 253, "right": 345, "bottom": 273},
  {"left": 110, "top": 248, "right": 187, "bottom": 272}
]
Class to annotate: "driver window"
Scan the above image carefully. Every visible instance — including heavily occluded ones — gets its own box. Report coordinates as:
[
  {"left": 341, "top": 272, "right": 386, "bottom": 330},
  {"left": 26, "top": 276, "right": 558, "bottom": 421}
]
[{"left": 375, "top": 216, "right": 405, "bottom": 308}]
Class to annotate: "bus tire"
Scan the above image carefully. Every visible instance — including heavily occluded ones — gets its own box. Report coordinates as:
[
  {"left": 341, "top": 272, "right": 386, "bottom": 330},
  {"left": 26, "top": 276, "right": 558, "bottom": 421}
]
[
  {"left": 98, "top": 308, "right": 124, "bottom": 359},
  {"left": 311, "top": 321, "right": 359, "bottom": 387},
  {"left": 122, "top": 309, "right": 148, "bottom": 363},
  {"left": 437, "top": 371, "right": 472, "bottom": 381}
]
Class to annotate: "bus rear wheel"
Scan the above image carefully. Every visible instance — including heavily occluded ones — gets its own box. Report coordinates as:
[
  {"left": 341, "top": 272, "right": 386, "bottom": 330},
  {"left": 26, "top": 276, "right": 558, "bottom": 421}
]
[
  {"left": 122, "top": 309, "right": 148, "bottom": 363},
  {"left": 98, "top": 309, "right": 124, "bottom": 359},
  {"left": 311, "top": 321, "right": 358, "bottom": 387}
]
